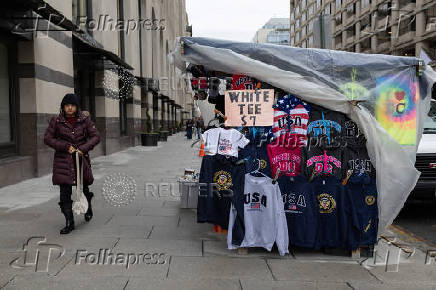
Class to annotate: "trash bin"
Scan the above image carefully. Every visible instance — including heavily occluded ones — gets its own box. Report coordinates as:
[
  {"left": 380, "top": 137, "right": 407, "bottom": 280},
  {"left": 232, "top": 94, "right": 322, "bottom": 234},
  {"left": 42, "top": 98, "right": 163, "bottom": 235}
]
[
  {"left": 158, "top": 131, "right": 169, "bottom": 142},
  {"left": 141, "top": 133, "right": 158, "bottom": 146}
]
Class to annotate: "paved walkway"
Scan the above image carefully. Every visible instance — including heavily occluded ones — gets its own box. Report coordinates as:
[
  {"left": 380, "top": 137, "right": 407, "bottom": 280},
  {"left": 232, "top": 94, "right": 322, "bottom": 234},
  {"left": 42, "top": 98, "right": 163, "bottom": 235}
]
[{"left": 0, "top": 133, "right": 434, "bottom": 290}]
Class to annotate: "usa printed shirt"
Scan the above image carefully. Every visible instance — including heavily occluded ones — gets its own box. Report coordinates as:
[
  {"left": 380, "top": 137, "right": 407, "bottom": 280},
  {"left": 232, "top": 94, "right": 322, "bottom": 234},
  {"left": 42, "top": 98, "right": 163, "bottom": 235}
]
[
  {"left": 267, "top": 134, "right": 303, "bottom": 178},
  {"left": 232, "top": 74, "right": 254, "bottom": 90},
  {"left": 269, "top": 94, "right": 311, "bottom": 142},
  {"left": 227, "top": 174, "right": 289, "bottom": 256},
  {"left": 272, "top": 108, "right": 290, "bottom": 139}
]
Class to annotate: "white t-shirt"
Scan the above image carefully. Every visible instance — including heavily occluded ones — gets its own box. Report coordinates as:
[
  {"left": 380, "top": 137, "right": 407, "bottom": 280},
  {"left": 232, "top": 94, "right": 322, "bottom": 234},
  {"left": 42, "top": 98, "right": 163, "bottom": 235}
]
[
  {"left": 202, "top": 128, "right": 249, "bottom": 157},
  {"left": 227, "top": 174, "right": 289, "bottom": 256}
]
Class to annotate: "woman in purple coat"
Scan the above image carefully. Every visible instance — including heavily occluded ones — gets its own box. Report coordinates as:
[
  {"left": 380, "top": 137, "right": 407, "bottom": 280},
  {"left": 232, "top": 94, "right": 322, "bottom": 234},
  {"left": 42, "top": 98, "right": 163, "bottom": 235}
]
[{"left": 44, "top": 94, "right": 100, "bottom": 234}]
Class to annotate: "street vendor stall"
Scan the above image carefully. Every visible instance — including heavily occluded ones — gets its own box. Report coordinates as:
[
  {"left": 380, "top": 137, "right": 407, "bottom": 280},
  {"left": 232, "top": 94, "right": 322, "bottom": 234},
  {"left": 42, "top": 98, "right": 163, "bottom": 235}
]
[{"left": 171, "top": 37, "right": 436, "bottom": 255}]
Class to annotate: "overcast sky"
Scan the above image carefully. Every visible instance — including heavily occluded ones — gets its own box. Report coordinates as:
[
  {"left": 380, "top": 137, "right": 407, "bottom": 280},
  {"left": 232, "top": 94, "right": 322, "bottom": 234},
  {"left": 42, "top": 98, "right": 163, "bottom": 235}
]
[{"left": 186, "top": 0, "right": 290, "bottom": 42}]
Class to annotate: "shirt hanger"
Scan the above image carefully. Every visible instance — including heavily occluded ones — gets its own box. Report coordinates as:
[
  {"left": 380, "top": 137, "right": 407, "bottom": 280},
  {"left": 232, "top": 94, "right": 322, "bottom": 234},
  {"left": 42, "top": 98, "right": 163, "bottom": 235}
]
[
  {"left": 272, "top": 168, "right": 281, "bottom": 184},
  {"left": 249, "top": 159, "right": 269, "bottom": 179}
]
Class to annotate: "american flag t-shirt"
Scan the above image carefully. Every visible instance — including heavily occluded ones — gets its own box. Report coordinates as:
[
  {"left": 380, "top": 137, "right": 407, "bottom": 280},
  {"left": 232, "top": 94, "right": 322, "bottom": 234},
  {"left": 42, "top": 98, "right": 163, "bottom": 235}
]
[
  {"left": 272, "top": 108, "right": 289, "bottom": 139},
  {"left": 289, "top": 103, "right": 310, "bottom": 144}
]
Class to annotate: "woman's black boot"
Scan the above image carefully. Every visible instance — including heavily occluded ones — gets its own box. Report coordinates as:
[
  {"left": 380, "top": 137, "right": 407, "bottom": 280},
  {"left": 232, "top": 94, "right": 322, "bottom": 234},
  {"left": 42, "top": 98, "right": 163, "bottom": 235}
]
[
  {"left": 84, "top": 192, "right": 94, "bottom": 222},
  {"left": 59, "top": 202, "right": 75, "bottom": 234}
]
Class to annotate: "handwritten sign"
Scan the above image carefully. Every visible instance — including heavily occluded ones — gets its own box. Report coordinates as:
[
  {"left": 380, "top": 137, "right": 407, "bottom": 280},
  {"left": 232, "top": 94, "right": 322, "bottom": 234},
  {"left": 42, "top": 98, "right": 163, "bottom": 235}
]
[{"left": 225, "top": 89, "right": 274, "bottom": 127}]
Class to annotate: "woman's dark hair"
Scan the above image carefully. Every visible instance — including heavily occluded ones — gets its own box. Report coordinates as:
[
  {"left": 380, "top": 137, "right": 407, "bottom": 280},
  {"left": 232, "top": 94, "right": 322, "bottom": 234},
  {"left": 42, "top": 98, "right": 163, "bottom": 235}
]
[{"left": 60, "top": 93, "right": 80, "bottom": 116}]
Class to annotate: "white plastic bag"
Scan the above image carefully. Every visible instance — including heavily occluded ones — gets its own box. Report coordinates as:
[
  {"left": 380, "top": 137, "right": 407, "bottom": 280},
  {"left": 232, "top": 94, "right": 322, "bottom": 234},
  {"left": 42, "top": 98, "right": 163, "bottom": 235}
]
[{"left": 72, "top": 152, "right": 88, "bottom": 215}]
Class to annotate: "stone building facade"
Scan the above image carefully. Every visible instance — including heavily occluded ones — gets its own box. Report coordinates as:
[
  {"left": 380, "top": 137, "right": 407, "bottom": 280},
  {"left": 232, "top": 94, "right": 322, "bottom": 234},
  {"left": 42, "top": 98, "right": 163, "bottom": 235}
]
[
  {"left": 0, "top": 0, "right": 192, "bottom": 187},
  {"left": 290, "top": 0, "right": 436, "bottom": 59}
]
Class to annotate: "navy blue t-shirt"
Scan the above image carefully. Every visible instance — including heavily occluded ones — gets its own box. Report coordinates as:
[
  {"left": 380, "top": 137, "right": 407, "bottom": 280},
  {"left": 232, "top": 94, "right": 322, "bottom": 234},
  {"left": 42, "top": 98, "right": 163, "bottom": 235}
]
[
  {"left": 238, "top": 127, "right": 272, "bottom": 178},
  {"left": 230, "top": 162, "right": 247, "bottom": 246},
  {"left": 342, "top": 118, "right": 366, "bottom": 149},
  {"left": 307, "top": 104, "right": 346, "bottom": 149},
  {"left": 197, "top": 155, "right": 235, "bottom": 229},
  {"left": 278, "top": 175, "right": 318, "bottom": 248},
  {"left": 313, "top": 176, "right": 348, "bottom": 249},
  {"left": 345, "top": 175, "right": 378, "bottom": 249}
]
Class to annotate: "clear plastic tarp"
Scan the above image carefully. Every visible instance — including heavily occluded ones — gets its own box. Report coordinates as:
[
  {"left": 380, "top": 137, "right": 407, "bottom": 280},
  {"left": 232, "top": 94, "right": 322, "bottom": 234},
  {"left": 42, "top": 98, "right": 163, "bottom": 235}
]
[{"left": 171, "top": 37, "right": 436, "bottom": 235}]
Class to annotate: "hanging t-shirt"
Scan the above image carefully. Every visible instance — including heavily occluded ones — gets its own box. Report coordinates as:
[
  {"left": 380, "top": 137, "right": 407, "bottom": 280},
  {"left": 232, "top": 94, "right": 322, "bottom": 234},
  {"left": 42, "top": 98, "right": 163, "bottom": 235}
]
[
  {"left": 272, "top": 95, "right": 311, "bottom": 143},
  {"left": 275, "top": 94, "right": 307, "bottom": 112},
  {"left": 307, "top": 105, "right": 345, "bottom": 149},
  {"left": 278, "top": 175, "right": 319, "bottom": 248},
  {"left": 345, "top": 175, "right": 378, "bottom": 249},
  {"left": 272, "top": 108, "right": 290, "bottom": 139},
  {"left": 289, "top": 103, "right": 310, "bottom": 145},
  {"left": 267, "top": 134, "right": 302, "bottom": 178},
  {"left": 202, "top": 128, "right": 221, "bottom": 155},
  {"left": 342, "top": 146, "right": 375, "bottom": 179},
  {"left": 227, "top": 174, "right": 289, "bottom": 256},
  {"left": 197, "top": 155, "right": 235, "bottom": 229},
  {"left": 229, "top": 161, "right": 247, "bottom": 246},
  {"left": 232, "top": 74, "right": 254, "bottom": 90},
  {"left": 313, "top": 176, "right": 348, "bottom": 249},
  {"left": 202, "top": 128, "right": 250, "bottom": 157},
  {"left": 238, "top": 128, "right": 272, "bottom": 178},
  {"left": 343, "top": 118, "right": 367, "bottom": 149},
  {"left": 302, "top": 146, "right": 343, "bottom": 180}
]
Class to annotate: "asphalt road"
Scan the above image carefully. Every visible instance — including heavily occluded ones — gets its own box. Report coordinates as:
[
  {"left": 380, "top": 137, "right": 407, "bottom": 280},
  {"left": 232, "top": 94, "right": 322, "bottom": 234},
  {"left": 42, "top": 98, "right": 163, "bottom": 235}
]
[{"left": 393, "top": 200, "right": 436, "bottom": 250}]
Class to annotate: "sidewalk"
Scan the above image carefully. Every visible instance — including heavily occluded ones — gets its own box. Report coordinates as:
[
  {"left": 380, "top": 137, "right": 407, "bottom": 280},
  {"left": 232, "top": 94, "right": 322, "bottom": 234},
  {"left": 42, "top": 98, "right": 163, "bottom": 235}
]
[{"left": 0, "top": 133, "right": 434, "bottom": 290}]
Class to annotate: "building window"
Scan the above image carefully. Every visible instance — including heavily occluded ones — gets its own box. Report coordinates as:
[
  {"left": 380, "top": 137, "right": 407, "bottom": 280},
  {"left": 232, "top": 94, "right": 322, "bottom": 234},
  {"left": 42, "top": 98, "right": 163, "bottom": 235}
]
[
  {"left": 336, "top": 0, "right": 342, "bottom": 9},
  {"left": 302, "top": 40, "right": 307, "bottom": 48},
  {"left": 378, "top": 2, "right": 392, "bottom": 18},
  {"left": 399, "top": 16, "right": 416, "bottom": 34},
  {"left": 119, "top": 76, "right": 127, "bottom": 136},
  {"left": 72, "top": 0, "right": 92, "bottom": 33},
  {"left": 302, "top": 0, "right": 307, "bottom": 8},
  {"left": 0, "top": 37, "right": 17, "bottom": 157},
  {"left": 346, "top": 3, "right": 355, "bottom": 15},
  {"left": 324, "top": 3, "right": 331, "bottom": 15},
  {"left": 308, "top": 35, "right": 314, "bottom": 47},
  {"left": 317, "top": 0, "right": 322, "bottom": 9},
  {"left": 291, "top": 11, "right": 295, "bottom": 22},
  {"left": 335, "top": 12, "right": 342, "bottom": 25},
  {"left": 291, "top": 25, "right": 294, "bottom": 34},
  {"left": 296, "top": 4, "right": 300, "bottom": 15},
  {"left": 361, "top": 0, "right": 371, "bottom": 9},
  {"left": 361, "top": 37, "right": 371, "bottom": 50},
  {"left": 309, "top": 4, "right": 314, "bottom": 15},
  {"left": 296, "top": 19, "right": 300, "bottom": 28},
  {"left": 308, "top": 19, "right": 314, "bottom": 31},
  {"left": 117, "top": 0, "right": 125, "bottom": 60},
  {"left": 0, "top": 43, "right": 10, "bottom": 145},
  {"left": 302, "top": 11, "right": 306, "bottom": 22},
  {"left": 335, "top": 34, "right": 342, "bottom": 45},
  {"left": 361, "top": 14, "right": 371, "bottom": 31}
]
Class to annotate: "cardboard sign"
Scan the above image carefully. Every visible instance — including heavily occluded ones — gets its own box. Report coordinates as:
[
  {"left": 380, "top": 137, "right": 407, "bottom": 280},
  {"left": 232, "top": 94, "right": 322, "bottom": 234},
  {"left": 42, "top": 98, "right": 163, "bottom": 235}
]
[{"left": 225, "top": 89, "right": 274, "bottom": 127}]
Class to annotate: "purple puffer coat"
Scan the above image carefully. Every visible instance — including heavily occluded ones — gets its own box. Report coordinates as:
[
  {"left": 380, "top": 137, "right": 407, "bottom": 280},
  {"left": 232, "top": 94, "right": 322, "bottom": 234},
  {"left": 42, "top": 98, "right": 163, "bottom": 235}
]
[{"left": 44, "top": 111, "right": 100, "bottom": 185}]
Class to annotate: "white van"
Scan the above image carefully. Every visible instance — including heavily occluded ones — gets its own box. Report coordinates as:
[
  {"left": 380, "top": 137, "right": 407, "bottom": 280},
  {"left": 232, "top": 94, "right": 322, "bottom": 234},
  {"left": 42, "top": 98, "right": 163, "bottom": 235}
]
[{"left": 413, "top": 95, "right": 436, "bottom": 200}]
